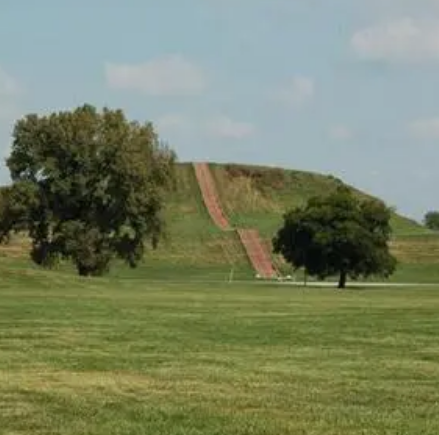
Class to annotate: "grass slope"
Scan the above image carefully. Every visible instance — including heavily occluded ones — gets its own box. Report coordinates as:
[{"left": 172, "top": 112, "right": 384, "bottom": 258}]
[
  {"left": 132, "top": 163, "right": 251, "bottom": 279},
  {"left": 1, "top": 162, "right": 438, "bottom": 282},
  {"left": 2, "top": 268, "right": 439, "bottom": 434},
  {"left": 209, "top": 163, "right": 439, "bottom": 281},
  {"left": 210, "top": 163, "right": 430, "bottom": 237},
  {"left": 0, "top": 163, "right": 253, "bottom": 281}
]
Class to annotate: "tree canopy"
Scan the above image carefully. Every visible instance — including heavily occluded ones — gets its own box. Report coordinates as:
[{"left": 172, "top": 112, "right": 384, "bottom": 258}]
[
  {"left": 424, "top": 211, "right": 439, "bottom": 231},
  {"left": 273, "top": 186, "right": 397, "bottom": 288},
  {"left": 0, "top": 104, "right": 176, "bottom": 276}
]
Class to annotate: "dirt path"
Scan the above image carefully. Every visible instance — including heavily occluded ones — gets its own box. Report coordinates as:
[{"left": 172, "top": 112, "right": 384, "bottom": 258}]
[{"left": 193, "top": 162, "right": 277, "bottom": 279}]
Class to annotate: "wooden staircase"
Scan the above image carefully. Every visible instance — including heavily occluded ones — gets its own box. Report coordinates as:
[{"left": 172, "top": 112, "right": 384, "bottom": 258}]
[{"left": 193, "top": 162, "right": 277, "bottom": 279}]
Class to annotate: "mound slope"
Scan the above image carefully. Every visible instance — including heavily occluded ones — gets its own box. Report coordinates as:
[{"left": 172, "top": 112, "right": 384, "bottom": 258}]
[{"left": 1, "top": 162, "right": 438, "bottom": 282}]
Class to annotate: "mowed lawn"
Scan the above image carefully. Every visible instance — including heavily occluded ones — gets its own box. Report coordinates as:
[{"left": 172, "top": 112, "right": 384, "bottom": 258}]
[{"left": 1, "top": 270, "right": 439, "bottom": 434}]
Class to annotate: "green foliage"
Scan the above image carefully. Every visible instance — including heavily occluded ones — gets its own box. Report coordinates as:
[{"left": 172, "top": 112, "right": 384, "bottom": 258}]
[
  {"left": 424, "top": 211, "right": 439, "bottom": 231},
  {"left": 273, "top": 186, "right": 397, "bottom": 288},
  {"left": 0, "top": 104, "right": 176, "bottom": 276}
]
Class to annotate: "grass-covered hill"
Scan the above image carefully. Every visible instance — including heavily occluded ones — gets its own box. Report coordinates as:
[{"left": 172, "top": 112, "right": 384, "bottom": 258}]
[{"left": 1, "top": 162, "right": 439, "bottom": 282}]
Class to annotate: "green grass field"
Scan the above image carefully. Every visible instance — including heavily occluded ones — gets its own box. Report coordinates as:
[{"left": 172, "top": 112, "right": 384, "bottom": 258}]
[
  {"left": 2, "top": 161, "right": 439, "bottom": 434},
  {"left": 2, "top": 161, "right": 439, "bottom": 433},
  {"left": 2, "top": 266, "right": 439, "bottom": 434}
]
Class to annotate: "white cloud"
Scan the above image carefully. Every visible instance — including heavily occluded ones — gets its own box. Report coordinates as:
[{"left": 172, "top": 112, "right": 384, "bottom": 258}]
[
  {"left": 105, "top": 55, "right": 207, "bottom": 96},
  {"left": 409, "top": 117, "right": 439, "bottom": 138},
  {"left": 351, "top": 18, "right": 439, "bottom": 63},
  {"left": 0, "top": 67, "right": 22, "bottom": 96},
  {"left": 359, "top": 0, "right": 439, "bottom": 14},
  {"left": 154, "top": 113, "right": 255, "bottom": 140},
  {"left": 204, "top": 115, "right": 255, "bottom": 139},
  {"left": 156, "top": 114, "right": 191, "bottom": 131},
  {"left": 272, "top": 76, "right": 315, "bottom": 107},
  {"left": 329, "top": 125, "right": 353, "bottom": 140}
]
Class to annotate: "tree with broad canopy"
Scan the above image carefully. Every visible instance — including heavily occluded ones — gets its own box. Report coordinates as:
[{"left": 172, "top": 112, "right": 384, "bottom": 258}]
[
  {"left": 424, "top": 211, "right": 439, "bottom": 231},
  {"left": 0, "top": 104, "right": 176, "bottom": 276},
  {"left": 273, "top": 186, "right": 397, "bottom": 288}
]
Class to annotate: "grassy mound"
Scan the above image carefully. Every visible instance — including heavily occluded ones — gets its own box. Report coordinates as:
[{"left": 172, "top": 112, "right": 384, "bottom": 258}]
[
  {"left": 209, "top": 163, "right": 439, "bottom": 277},
  {"left": 210, "top": 163, "right": 430, "bottom": 237},
  {"left": 1, "top": 162, "right": 438, "bottom": 282}
]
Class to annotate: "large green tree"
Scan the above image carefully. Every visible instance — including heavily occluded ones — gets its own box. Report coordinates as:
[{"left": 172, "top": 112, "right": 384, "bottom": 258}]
[
  {"left": 273, "top": 186, "right": 397, "bottom": 288},
  {"left": 0, "top": 104, "right": 176, "bottom": 276},
  {"left": 424, "top": 211, "right": 439, "bottom": 231}
]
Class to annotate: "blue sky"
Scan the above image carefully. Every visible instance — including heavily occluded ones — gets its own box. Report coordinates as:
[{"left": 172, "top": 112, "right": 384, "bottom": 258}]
[{"left": 1, "top": 0, "right": 439, "bottom": 220}]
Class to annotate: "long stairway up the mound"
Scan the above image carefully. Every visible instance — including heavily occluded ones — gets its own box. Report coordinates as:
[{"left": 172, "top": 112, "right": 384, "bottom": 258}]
[
  {"left": 193, "top": 162, "right": 277, "bottom": 279},
  {"left": 237, "top": 229, "right": 277, "bottom": 279},
  {"left": 193, "top": 163, "right": 231, "bottom": 230}
]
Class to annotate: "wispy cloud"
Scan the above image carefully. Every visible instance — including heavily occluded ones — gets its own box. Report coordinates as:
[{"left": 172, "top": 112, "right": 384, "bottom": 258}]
[
  {"left": 351, "top": 18, "right": 439, "bottom": 63},
  {"left": 105, "top": 55, "right": 208, "bottom": 96},
  {"left": 155, "top": 113, "right": 255, "bottom": 141},
  {"left": 329, "top": 125, "right": 353, "bottom": 140},
  {"left": 272, "top": 76, "right": 315, "bottom": 107},
  {"left": 409, "top": 117, "right": 439, "bottom": 139},
  {"left": 204, "top": 115, "right": 255, "bottom": 139}
]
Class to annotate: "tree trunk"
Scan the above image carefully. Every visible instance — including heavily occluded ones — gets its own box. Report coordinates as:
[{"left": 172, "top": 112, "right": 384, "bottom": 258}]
[
  {"left": 77, "top": 264, "right": 91, "bottom": 277},
  {"left": 338, "top": 270, "right": 347, "bottom": 289}
]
